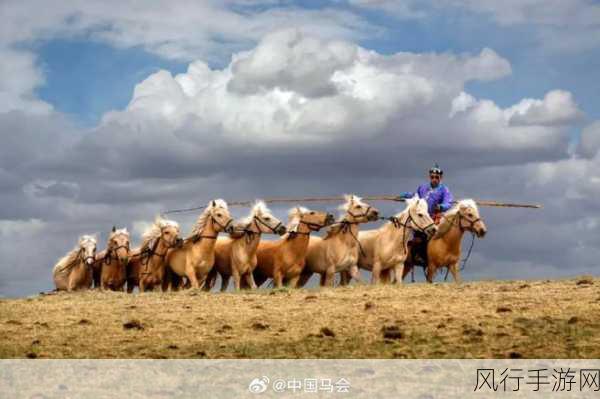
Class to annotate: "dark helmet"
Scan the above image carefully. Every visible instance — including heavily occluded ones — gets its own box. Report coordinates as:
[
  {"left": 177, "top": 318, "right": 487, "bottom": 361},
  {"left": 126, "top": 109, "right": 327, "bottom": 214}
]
[{"left": 429, "top": 163, "right": 443, "bottom": 176}]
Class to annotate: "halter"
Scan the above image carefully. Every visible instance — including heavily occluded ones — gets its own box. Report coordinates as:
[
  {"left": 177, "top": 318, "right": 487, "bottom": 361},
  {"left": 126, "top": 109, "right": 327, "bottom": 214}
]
[
  {"left": 346, "top": 205, "right": 373, "bottom": 222},
  {"left": 389, "top": 209, "right": 436, "bottom": 255},
  {"left": 105, "top": 244, "right": 130, "bottom": 264},
  {"left": 299, "top": 219, "right": 329, "bottom": 232},
  {"left": 252, "top": 215, "right": 283, "bottom": 235}
]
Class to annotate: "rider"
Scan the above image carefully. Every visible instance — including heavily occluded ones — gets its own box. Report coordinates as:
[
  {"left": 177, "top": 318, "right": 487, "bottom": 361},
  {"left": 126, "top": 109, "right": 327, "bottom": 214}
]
[{"left": 399, "top": 163, "right": 453, "bottom": 265}]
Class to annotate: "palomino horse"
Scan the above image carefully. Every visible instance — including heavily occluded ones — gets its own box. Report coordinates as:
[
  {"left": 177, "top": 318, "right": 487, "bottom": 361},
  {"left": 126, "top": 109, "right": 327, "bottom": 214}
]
[
  {"left": 299, "top": 195, "right": 379, "bottom": 287},
  {"left": 346, "top": 196, "right": 438, "bottom": 284},
  {"left": 207, "top": 201, "right": 287, "bottom": 291},
  {"left": 165, "top": 199, "right": 234, "bottom": 290},
  {"left": 53, "top": 235, "right": 97, "bottom": 291},
  {"left": 251, "top": 207, "right": 335, "bottom": 288},
  {"left": 126, "top": 217, "right": 182, "bottom": 292},
  {"left": 96, "top": 227, "right": 130, "bottom": 291},
  {"left": 401, "top": 199, "right": 487, "bottom": 283}
]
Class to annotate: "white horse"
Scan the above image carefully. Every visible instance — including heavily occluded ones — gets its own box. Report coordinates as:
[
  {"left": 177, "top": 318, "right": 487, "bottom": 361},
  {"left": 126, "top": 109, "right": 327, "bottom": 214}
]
[
  {"left": 348, "top": 196, "right": 438, "bottom": 284},
  {"left": 208, "top": 201, "right": 287, "bottom": 291},
  {"left": 299, "top": 195, "right": 379, "bottom": 287},
  {"left": 53, "top": 235, "right": 97, "bottom": 291}
]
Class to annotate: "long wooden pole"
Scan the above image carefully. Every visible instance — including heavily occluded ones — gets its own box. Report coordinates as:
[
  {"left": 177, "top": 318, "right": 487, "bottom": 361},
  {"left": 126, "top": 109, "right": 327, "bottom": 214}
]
[{"left": 162, "top": 195, "right": 541, "bottom": 215}]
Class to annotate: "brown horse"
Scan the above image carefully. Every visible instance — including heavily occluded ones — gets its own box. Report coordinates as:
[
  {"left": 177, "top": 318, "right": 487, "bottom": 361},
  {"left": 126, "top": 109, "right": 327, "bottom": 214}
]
[
  {"left": 165, "top": 199, "right": 234, "bottom": 290},
  {"left": 251, "top": 207, "right": 335, "bottom": 288},
  {"left": 401, "top": 199, "right": 487, "bottom": 283},
  {"left": 207, "top": 201, "right": 287, "bottom": 291},
  {"left": 127, "top": 217, "right": 182, "bottom": 292},
  {"left": 299, "top": 195, "right": 379, "bottom": 287},
  {"left": 96, "top": 227, "right": 130, "bottom": 291},
  {"left": 53, "top": 235, "right": 97, "bottom": 291}
]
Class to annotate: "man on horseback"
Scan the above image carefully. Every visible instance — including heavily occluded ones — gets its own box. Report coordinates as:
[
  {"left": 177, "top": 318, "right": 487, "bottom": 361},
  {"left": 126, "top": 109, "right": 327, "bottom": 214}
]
[{"left": 399, "top": 163, "right": 453, "bottom": 266}]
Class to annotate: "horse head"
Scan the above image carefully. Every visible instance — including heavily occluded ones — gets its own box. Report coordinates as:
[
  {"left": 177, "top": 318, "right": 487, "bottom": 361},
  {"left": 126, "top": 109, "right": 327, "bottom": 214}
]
[
  {"left": 78, "top": 235, "right": 97, "bottom": 266},
  {"left": 457, "top": 199, "right": 487, "bottom": 238},
  {"left": 207, "top": 199, "right": 234, "bottom": 234},
  {"left": 406, "top": 195, "right": 437, "bottom": 238},
  {"left": 250, "top": 201, "right": 287, "bottom": 235},
  {"left": 341, "top": 194, "right": 379, "bottom": 223},
  {"left": 108, "top": 227, "right": 131, "bottom": 263},
  {"left": 158, "top": 218, "right": 182, "bottom": 248}
]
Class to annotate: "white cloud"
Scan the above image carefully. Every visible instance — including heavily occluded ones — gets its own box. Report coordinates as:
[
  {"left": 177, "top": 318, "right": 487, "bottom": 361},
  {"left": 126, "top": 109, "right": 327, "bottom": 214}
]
[
  {"left": 505, "top": 90, "right": 583, "bottom": 127},
  {"left": 579, "top": 121, "right": 600, "bottom": 158},
  {"left": 99, "top": 30, "right": 578, "bottom": 156}
]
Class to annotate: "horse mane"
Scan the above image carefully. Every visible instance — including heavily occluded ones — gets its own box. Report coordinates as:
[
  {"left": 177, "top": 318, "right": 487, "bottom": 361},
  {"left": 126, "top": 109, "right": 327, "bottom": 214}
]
[
  {"left": 433, "top": 199, "right": 478, "bottom": 238},
  {"left": 53, "top": 234, "right": 96, "bottom": 274},
  {"left": 141, "top": 217, "right": 178, "bottom": 251},
  {"left": 283, "top": 206, "right": 308, "bottom": 238},
  {"left": 109, "top": 228, "right": 129, "bottom": 241},
  {"left": 239, "top": 201, "right": 269, "bottom": 226},
  {"left": 190, "top": 199, "right": 228, "bottom": 237},
  {"left": 52, "top": 247, "right": 81, "bottom": 274}
]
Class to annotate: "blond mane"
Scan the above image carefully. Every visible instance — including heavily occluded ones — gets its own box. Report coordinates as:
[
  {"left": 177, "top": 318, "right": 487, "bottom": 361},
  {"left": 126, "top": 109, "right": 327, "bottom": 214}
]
[
  {"left": 190, "top": 199, "right": 228, "bottom": 237},
  {"left": 239, "top": 201, "right": 270, "bottom": 226},
  {"left": 52, "top": 235, "right": 96, "bottom": 274},
  {"left": 109, "top": 228, "right": 129, "bottom": 241},
  {"left": 433, "top": 199, "right": 478, "bottom": 238},
  {"left": 141, "top": 217, "right": 179, "bottom": 251}
]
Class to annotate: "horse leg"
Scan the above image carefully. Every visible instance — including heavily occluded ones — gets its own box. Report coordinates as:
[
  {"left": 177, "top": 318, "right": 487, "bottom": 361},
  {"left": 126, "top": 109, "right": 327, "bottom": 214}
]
[
  {"left": 287, "top": 274, "right": 301, "bottom": 288},
  {"left": 349, "top": 265, "right": 362, "bottom": 284},
  {"left": 273, "top": 268, "right": 284, "bottom": 288},
  {"left": 449, "top": 262, "right": 461, "bottom": 283},
  {"left": 244, "top": 271, "right": 257, "bottom": 290},
  {"left": 371, "top": 260, "right": 382, "bottom": 284},
  {"left": 323, "top": 266, "right": 335, "bottom": 287},
  {"left": 425, "top": 264, "right": 435, "bottom": 283},
  {"left": 223, "top": 273, "right": 233, "bottom": 292},
  {"left": 339, "top": 270, "right": 351, "bottom": 286},
  {"left": 393, "top": 262, "right": 405, "bottom": 285},
  {"left": 187, "top": 269, "right": 200, "bottom": 289}
]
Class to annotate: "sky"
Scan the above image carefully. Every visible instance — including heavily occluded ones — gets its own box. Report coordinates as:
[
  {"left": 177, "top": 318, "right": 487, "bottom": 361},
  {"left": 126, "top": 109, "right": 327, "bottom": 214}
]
[{"left": 1, "top": 0, "right": 599, "bottom": 297}]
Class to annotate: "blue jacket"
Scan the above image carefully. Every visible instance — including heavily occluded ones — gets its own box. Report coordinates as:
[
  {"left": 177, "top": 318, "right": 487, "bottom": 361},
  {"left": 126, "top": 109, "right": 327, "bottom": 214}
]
[{"left": 402, "top": 183, "right": 453, "bottom": 216}]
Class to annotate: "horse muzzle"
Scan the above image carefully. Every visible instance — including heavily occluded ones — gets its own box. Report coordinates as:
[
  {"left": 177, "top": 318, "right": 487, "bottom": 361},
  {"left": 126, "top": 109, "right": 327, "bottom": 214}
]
[
  {"left": 367, "top": 210, "right": 380, "bottom": 221},
  {"left": 424, "top": 224, "right": 438, "bottom": 239},
  {"left": 325, "top": 213, "right": 335, "bottom": 225},
  {"left": 276, "top": 225, "right": 287, "bottom": 236},
  {"left": 85, "top": 257, "right": 95, "bottom": 266}
]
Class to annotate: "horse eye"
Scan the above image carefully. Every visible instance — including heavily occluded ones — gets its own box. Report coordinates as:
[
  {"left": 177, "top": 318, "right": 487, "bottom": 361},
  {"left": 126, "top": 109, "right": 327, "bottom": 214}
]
[
  {"left": 265, "top": 217, "right": 271, "bottom": 221},
  {"left": 217, "top": 213, "right": 222, "bottom": 217},
  {"left": 418, "top": 213, "right": 424, "bottom": 217},
  {"left": 468, "top": 213, "right": 473, "bottom": 217},
  {"left": 356, "top": 205, "right": 362, "bottom": 209},
  {"left": 310, "top": 211, "right": 315, "bottom": 215}
]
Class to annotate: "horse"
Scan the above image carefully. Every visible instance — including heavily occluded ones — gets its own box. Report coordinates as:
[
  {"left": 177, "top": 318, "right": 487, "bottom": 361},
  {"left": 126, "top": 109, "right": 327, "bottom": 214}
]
[
  {"left": 126, "top": 217, "right": 182, "bottom": 293},
  {"left": 207, "top": 201, "right": 287, "bottom": 291},
  {"left": 165, "top": 199, "right": 234, "bottom": 290},
  {"left": 401, "top": 199, "right": 487, "bottom": 283},
  {"left": 251, "top": 207, "right": 335, "bottom": 289},
  {"left": 96, "top": 227, "right": 130, "bottom": 291},
  {"left": 343, "top": 195, "right": 438, "bottom": 284},
  {"left": 52, "top": 235, "right": 97, "bottom": 291},
  {"left": 298, "top": 195, "right": 379, "bottom": 287}
]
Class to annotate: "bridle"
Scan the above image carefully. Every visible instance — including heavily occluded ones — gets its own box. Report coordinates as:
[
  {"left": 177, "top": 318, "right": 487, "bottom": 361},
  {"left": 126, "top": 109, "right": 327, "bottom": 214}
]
[
  {"left": 190, "top": 214, "right": 234, "bottom": 243},
  {"left": 105, "top": 239, "right": 130, "bottom": 264},
  {"left": 389, "top": 207, "right": 436, "bottom": 255},
  {"left": 241, "top": 215, "right": 284, "bottom": 243},
  {"left": 346, "top": 205, "right": 374, "bottom": 222},
  {"left": 140, "top": 228, "right": 181, "bottom": 273}
]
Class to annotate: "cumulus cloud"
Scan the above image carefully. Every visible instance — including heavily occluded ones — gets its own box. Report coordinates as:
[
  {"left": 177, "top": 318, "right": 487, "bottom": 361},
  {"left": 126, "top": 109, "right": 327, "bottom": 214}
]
[
  {"left": 505, "top": 90, "right": 583, "bottom": 127},
  {"left": 579, "top": 121, "right": 600, "bottom": 159}
]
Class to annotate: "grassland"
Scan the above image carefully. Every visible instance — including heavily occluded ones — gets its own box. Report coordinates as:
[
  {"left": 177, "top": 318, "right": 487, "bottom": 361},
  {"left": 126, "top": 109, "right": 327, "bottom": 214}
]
[{"left": 1, "top": 277, "right": 599, "bottom": 358}]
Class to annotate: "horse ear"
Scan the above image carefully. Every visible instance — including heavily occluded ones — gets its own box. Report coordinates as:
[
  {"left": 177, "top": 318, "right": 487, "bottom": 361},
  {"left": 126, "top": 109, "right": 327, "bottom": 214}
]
[
  {"left": 112, "top": 226, "right": 116, "bottom": 232},
  {"left": 212, "top": 200, "right": 216, "bottom": 207}
]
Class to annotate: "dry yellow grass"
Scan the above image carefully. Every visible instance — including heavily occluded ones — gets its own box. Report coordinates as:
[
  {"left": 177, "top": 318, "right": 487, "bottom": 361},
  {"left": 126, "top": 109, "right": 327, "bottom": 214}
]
[{"left": 1, "top": 277, "right": 599, "bottom": 358}]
